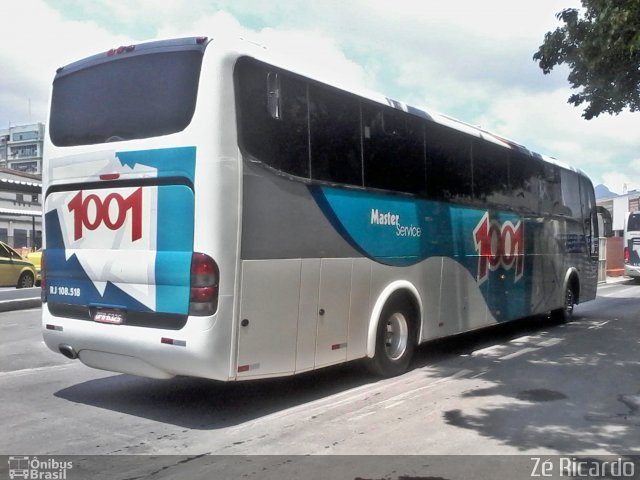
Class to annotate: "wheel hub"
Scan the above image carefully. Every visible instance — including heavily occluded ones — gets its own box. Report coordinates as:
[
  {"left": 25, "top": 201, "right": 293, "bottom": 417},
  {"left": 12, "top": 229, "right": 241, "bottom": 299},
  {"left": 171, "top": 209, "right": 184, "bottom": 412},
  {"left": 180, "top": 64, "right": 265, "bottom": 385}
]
[{"left": 384, "top": 312, "right": 409, "bottom": 360}]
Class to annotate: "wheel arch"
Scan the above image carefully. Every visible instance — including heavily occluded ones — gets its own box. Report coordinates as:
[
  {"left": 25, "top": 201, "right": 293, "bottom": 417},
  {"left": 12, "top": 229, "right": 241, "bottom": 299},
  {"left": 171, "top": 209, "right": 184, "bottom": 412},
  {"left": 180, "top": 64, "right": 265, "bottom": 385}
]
[
  {"left": 16, "top": 268, "right": 35, "bottom": 288},
  {"left": 366, "top": 281, "right": 423, "bottom": 358}
]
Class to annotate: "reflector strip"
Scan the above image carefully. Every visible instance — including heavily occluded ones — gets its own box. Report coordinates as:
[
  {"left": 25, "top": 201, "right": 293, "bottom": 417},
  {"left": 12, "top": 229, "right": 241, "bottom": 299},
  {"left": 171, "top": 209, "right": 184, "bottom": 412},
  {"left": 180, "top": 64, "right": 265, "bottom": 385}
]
[
  {"left": 161, "top": 337, "right": 186, "bottom": 347},
  {"left": 99, "top": 173, "right": 120, "bottom": 180},
  {"left": 331, "top": 343, "right": 347, "bottom": 350},
  {"left": 46, "top": 324, "right": 63, "bottom": 331},
  {"left": 238, "top": 363, "right": 260, "bottom": 373}
]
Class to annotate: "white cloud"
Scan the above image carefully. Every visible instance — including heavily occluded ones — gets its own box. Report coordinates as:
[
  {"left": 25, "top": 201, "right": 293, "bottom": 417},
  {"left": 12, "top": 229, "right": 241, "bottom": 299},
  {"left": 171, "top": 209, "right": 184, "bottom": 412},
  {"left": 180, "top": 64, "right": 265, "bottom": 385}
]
[
  {"left": 3, "top": 0, "right": 639, "bottom": 195},
  {"left": 602, "top": 173, "right": 638, "bottom": 195},
  {"left": 1, "top": 1, "right": 132, "bottom": 127}
]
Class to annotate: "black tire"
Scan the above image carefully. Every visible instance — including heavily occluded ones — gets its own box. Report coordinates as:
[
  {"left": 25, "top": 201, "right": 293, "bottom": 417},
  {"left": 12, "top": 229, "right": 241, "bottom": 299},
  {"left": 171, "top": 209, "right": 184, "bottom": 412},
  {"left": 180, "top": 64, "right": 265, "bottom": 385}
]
[
  {"left": 16, "top": 272, "right": 34, "bottom": 289},
  {"left": 368, "top": 297, "right": 417, "bottom": 377},
  {"left": 551, "top": 282, "right": 575, "bottom": 323}
]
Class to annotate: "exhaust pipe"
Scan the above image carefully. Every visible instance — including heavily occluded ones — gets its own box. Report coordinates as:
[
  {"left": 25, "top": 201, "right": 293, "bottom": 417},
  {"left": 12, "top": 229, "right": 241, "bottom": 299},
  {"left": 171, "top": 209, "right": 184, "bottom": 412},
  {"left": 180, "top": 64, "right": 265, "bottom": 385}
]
[{"left": 59, "top": 344, "right": 78, "bottom": 360}]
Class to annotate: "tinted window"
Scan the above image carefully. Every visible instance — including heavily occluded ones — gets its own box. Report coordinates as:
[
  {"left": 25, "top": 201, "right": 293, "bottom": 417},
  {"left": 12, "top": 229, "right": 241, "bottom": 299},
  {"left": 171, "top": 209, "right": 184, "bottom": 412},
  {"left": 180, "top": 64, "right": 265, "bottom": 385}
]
[
  {"left": 309, "top": 84, "right": 362, "bottom": 185},
  {"left": 580, "top": 176, "right": 598, "bottom": 256},
  {"left": 540, "top": 163, "right": 562, "bottom": 215},
  {"left": 560, "top": 169, "right": 582, "bottom": 219},
  {"left": 473, "top": 139, "right": 510, "bottom": 206},
  {"left": 628, "top": 213, "right": 640, "bottom": 231},
  {"left": 236, "top": 59, "right": 310, "bottom": 177},
  {"left": 50, "top": 51, "right": 203, "bottom": 146},
  {"left": 425, "top": 121, "right": 472, "bottom": 201},
  {"left": 510, "top": 154, "right": 543, "bottom": 213},
  {"left": 362, "top": 103, "right": 425, "bottom": 194}
]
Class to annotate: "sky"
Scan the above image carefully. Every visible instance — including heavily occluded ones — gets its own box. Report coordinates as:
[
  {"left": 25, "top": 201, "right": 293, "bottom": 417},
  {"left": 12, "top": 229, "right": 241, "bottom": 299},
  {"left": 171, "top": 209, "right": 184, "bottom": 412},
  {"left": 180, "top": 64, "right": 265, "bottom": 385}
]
[{"left": 2, "top": 0, "right": 639, "bottom": 194}]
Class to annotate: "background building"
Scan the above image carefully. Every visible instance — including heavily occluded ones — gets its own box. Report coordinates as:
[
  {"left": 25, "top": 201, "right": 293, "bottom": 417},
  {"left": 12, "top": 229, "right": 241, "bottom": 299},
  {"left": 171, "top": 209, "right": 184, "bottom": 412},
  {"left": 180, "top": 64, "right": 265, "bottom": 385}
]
[
  {"left": 596, "top": 189, "right": 640, "bottom": 236},
  {"left": 596, "top": 187, "right": 639, "bottom": 278},
  {"left": 0, "top": 168, "right": 41, "bottom": 254},
  {"left": 0, "top": 123, "right": 44, "bottom": 254},
  {"left": 0, "top": 122, "right": 44, "bottom": 174}
]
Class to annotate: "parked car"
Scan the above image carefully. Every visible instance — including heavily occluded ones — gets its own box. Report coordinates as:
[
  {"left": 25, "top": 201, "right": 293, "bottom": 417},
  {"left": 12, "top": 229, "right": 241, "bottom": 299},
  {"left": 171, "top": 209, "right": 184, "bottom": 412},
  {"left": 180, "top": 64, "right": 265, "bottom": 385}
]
[
  {"left": 0, "top": 242, "right": 36, "bottom": 288},
  {"left": 25, "top": 248, "right": 42, "bottom": 285}
]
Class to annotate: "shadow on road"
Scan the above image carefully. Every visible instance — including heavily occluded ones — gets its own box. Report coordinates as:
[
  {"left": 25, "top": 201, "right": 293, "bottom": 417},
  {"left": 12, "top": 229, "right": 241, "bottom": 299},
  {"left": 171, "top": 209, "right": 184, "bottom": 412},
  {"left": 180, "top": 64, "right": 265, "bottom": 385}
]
[
  {"left": 54, "top": 292, "right": 640, "bottom": 454},
  {"left": 53, "top": 312, "right": 566, "bottom": 430},
  {"left": 54, "top": 360, "right": 378, "bottom": 430},
  {"left": 433, "top": 295, "right": 640, "bottom": 454}
]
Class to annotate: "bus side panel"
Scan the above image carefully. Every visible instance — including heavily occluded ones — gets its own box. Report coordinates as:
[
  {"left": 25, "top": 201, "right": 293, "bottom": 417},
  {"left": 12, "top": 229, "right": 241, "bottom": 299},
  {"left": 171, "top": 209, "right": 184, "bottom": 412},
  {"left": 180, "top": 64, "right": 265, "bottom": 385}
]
[
  {"left": 438, "top": 257, "right": 490, "bottom": 336},
  {"left": 346, "top": 258, "right": 372, "bottom": 362},
  {"left": 296, "top": 259, "right": 321, "bottom": 373},
  {"left": 315, "top": 258, "right": 351, "bottom": 367},
  {"left": 237, "top": 259, "right": 300, "bottom": 378}
]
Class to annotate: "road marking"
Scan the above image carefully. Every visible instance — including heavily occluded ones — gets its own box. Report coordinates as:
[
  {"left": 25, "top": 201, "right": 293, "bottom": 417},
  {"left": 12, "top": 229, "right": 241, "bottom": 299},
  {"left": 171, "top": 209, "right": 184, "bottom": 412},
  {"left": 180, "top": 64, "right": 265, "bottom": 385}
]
[
  {"left": 472, "top": 345, "right": 505, "bottom": 356},
  {"left": 537, "top": 338, "right": 563, "bottom": 347},
  {"left": 347, "top": 411, "right": 377, "bottom": 422},
  {"left": 588, "top": 320, "right": 610, "bottom": 329},
  {"left": 384, "top": 400, "right": 405, "bottom": 409},
  {"left": 498, "top": 347, "right": 539, "bottom": 360},
  {"left": 0, "top": 363, "right": 76, "bottom": 378},
  {"left": 599, "top": 286, "right": 638, "bottom": 297}
]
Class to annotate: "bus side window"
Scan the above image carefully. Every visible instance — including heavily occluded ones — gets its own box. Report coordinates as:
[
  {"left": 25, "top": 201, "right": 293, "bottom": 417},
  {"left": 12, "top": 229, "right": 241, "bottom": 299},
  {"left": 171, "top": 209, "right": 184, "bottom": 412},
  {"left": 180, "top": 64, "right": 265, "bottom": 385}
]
[
  {"left": 236, "top": 58, "right": 310, "bottom": 178},
  {"left": 510, "top": 153, "right": 540, "bottom": 214},
  {"left": 309, "top": 84, "right": 362, "bottom": 186},
  {"left": 472, "top": 139, "right": 510, "bottom": 207},
  {"left": 266, "top": 72, "right": 281, "bottom": 120},
  {"left": 362, "top": 103, "right": 426, "bottom": 195},
  {"left": 580, "top": 176, "right": 598, "bottom": 257},
  {"left": 539, "top": 163, "right": 562, "bottom": 215},
  {"left": 425, "top": 121, "right": 472, "bottom": 202},
  {"left": 560, "top": 169, "right": 582, "bottom": 219}
]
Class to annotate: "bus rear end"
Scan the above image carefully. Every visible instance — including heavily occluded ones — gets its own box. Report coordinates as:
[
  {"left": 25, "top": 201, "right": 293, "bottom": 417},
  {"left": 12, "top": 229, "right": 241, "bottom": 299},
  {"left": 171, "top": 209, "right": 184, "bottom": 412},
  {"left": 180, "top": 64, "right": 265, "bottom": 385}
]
[
  {"left": 625, "top": 212, "right": 640, "bottom": 280},
  {"left": 42, "top": 37, "right": 237, "bottom": 380}
]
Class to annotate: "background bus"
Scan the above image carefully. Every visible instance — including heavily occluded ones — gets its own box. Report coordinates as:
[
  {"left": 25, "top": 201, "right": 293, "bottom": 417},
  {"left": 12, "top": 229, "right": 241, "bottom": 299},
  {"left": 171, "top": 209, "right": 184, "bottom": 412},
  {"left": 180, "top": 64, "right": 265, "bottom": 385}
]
[
  {"left": 624, "top": 212, "right": 640, "bottom": 280},
  {"left": 42, "top": 36, "right": 609, "bottom": 381}
]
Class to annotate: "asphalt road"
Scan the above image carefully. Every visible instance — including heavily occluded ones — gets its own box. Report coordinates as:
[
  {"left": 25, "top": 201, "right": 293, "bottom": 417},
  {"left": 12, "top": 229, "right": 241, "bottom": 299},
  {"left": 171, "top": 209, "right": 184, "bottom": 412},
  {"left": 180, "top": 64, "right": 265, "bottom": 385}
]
[{"left": 1, "top": 281, "right": 639, "bottom": 478}]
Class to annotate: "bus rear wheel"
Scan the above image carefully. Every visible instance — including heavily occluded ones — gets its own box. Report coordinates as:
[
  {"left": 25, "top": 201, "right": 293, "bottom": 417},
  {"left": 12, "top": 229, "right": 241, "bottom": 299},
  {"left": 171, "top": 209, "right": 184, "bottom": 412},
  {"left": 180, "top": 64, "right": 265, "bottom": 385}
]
[{"left": 369, "top": 297, "right": 417, "bottom": 377}]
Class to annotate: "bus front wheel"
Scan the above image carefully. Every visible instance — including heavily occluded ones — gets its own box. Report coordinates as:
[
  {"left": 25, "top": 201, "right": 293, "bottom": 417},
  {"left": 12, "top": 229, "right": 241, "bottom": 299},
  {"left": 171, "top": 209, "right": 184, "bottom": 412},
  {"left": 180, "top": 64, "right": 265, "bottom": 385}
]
[
  {"left": 369, "top": 297, "right": 417, "bottom": 377},
  {"left": 552, "top": 283, "right": 576, "bottom": 323}
]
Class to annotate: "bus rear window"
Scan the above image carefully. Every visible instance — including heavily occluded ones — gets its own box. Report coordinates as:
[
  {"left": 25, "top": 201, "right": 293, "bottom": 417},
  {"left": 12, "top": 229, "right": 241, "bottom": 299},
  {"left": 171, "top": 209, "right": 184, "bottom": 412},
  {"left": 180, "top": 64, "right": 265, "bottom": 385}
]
[
  {"left": 628, "top": 213, "right": 640, "bottom": 231},
  {"left": 50, "top": 50, "right": 203, "bottom": 146}
]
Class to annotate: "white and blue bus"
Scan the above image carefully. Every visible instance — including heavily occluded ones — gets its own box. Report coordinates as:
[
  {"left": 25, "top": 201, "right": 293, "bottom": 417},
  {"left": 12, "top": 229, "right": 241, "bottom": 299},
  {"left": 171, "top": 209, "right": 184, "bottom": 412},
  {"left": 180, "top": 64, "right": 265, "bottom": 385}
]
[
  {"left": 624, "top": 212, "right": 640, "bottom": 280},
  {"left": 42, "top": 36, "right": 609, "bottom": 380}
]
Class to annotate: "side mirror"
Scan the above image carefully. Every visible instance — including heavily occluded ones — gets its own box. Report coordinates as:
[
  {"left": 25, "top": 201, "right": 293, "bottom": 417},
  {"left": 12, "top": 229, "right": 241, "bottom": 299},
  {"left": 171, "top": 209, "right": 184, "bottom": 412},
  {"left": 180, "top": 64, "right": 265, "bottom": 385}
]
[{"left": 596, "top": 206, "right": 613, "bottom": 237}]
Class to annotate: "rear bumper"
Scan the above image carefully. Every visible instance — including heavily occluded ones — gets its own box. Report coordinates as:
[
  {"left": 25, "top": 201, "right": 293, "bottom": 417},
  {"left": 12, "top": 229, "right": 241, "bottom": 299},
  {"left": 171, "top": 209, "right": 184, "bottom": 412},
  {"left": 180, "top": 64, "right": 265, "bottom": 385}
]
[
  {"left": 625, "top": 264, "right": 640, "bottom": 278},
  {"left": 41, "top": 294, "right": 235, "bottom": 380}
]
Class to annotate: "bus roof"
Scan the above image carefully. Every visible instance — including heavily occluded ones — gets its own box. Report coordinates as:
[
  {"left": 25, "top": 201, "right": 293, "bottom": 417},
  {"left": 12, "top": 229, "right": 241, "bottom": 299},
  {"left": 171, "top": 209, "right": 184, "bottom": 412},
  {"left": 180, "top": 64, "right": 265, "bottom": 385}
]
[
  {"left": 224, "top": 35, "right": 586, "bottom": 178},
  {"left": 54, "top": 34, "right": 587, "bottom": 179}
]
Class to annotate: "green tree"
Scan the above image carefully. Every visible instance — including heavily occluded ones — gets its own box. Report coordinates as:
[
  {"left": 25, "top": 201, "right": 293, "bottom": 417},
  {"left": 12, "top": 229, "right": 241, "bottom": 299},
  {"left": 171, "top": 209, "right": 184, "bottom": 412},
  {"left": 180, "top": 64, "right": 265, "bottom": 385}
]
[{"left": 533, "top": 1, "right": 640, "bottom": 119}]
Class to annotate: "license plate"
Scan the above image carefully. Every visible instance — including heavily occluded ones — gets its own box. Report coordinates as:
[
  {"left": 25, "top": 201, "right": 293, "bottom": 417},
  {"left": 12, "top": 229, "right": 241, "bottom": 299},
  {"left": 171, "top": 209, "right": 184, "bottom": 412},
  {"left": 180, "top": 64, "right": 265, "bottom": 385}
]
[{"left": 94, "top": 308, "right": 125, "bottom": 325}]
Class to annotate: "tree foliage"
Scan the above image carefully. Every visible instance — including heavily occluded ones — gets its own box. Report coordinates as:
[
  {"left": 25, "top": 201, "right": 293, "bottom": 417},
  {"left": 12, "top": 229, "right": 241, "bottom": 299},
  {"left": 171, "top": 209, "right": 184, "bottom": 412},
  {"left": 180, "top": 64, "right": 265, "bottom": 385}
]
[{"left": 533, "top": 0, "right": 640, "bottom": 119}]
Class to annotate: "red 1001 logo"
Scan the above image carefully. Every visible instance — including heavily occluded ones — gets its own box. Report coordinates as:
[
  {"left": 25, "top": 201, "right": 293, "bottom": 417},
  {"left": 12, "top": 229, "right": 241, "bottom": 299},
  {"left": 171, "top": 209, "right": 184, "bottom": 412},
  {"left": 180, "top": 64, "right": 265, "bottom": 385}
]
[
  {"left": 67, "top": 188, "right": 143, "bottom": 241},
  {"left": 473, "top": 212, "right": 524, "bottom": 284}
]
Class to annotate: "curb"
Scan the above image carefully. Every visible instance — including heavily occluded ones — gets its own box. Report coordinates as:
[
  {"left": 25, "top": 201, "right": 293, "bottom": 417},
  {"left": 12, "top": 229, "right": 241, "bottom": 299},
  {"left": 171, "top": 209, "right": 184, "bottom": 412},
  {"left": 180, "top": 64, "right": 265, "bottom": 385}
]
[{"left": 0, "top": 298, "right": 42, "bottom": 313}]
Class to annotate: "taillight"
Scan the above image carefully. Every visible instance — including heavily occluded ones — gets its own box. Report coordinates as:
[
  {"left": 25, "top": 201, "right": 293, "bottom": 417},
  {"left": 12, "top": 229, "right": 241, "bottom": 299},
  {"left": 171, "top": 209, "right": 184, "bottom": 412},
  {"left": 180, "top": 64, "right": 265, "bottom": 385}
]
[
  {"left": 624, "top": 247, "right": 630, "bottom": 264},
  {"left": 189, "top": 253, "right": 219, "bottom": 316},
  {"left": 41, "top": 249, "right": 47, "bottom": 303}
]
